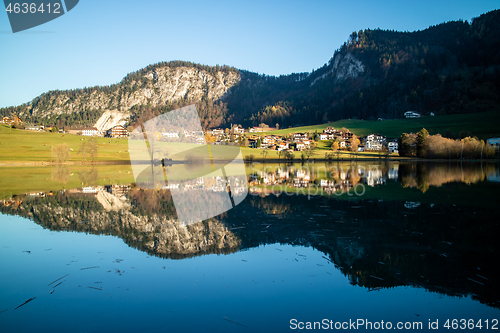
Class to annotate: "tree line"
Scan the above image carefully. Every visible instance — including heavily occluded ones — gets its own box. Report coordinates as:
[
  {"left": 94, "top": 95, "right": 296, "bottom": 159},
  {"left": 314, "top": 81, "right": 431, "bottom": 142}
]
[{"left": 399, "top": 128, "right": 496, "bottom": 159}]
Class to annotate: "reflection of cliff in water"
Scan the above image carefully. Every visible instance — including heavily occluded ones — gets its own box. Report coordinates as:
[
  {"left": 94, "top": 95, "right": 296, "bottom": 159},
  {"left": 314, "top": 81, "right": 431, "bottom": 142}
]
[
  {"left": 1, "top": 161, "right": 499, "bottom": 309},
  {"left": 0, "top": 186, "right": 240, "bottom": 259},
  {"left": 224, "top": 194, "right": 500, "bottom": 309}
]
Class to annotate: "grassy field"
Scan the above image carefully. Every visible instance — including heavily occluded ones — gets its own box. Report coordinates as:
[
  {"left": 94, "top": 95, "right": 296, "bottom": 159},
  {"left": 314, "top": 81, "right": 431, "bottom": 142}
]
[
  {"left": 2, "top": 109, "right": 499, "bottom": 164},
  {"left": 0, "top": 124, "right": 129, "bottom": 163},
  {"left": 264, "top": 111, "right": 500, "bottom": 139},
  {"left": 1, "top": 124, "right": 403, "bottom": 164}
]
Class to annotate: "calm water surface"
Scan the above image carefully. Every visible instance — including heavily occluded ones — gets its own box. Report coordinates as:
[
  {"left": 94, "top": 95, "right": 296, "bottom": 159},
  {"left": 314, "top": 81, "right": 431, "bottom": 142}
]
[{"left": 0, "top": 161, "right": 499, "bottom": 332}]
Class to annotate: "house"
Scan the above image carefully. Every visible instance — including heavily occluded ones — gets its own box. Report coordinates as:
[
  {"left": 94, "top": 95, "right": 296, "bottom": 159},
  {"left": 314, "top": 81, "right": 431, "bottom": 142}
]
[
  {"left": 248, "top": 139, "right": 258, "bottom": 148},
  {"left": 1, "top": 115, "right": 23, "bottom": 125},
  {"left": 319, "top": 133, "right": 329, "bottom": 141},
  {"left": 262, "top": 136, "right": 277, "bottom": 145},
  {"left": 404, "top": 111, "right": 421, "bottom": 118},
  {"left": 358, "top": 145, "right": 365, "bottom": 152},
  {"left": 82, "top": 127, "right": 99, "bottom": 137},
  {"left": 319, "top": 132, "right": 336, "bottom": 140},
  {"left": 277, "top": 142, "right": 289, "bottom": 151},
  {"left": 387, "top": 141, "right": 399, "bottom": 153},
  {"left": 324, "top": 126, "right": 336, "bottom": 134},
  {"left": 296, "top": 142, "right": 306, "bottom": 151},
  {"left": 107, "top": 125, "right": 127, "bottom": 138},
  {"left": 366, "top": 133, "right": 386, "bottom": 143},
  {"left": 1, "top": 116, "right": 13, "bottom": 125},
  {"left": 64, "top": 127, "right": 82, "bottom": 135},
  {"left": 293, "top": 132, "right": 308, "bottom": 141},
  {"left": 162, "top": 131, "right": 179, "bottom": 138},
  {"left": 27, "top": 124, "right": 41, "bottom": 131},
  {"left": 211, "top": 128, "right": 224, "bottom": 136},
  {"left": 366, "top": 141, "right": 383, "bottom": 150},
  {"left": 232, "top": 126, "right": 245, "bottom": 134},
  {"left": 339, "top": 131, "right": 353, "bottom": 141},
  {"left": 302, "top": 139, "right": 312, "bottom": 147}
]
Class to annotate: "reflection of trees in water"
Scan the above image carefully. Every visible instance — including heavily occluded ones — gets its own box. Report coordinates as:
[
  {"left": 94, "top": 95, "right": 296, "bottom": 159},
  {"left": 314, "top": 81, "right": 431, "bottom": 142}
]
[
  {"left": 249, "top": 195, "right": 293, "bottom": 217},
  {"left": 78, "top": 167, "right": 99, "bottom": 186},
  {"left": 399, "top": 162, "right": 495, "bottom": 192},
  {"left": 51, "top": 165, "right": 70, "bottom": 184},
  {"left": 127, "top": 185, "right": 177, "bottom": 218}
]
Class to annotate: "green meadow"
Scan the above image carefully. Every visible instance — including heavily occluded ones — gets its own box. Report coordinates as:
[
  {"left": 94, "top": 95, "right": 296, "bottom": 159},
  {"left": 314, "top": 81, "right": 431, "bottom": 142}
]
[
  {"left": 263, "top": 111, "right": 500, "bottom": 140},
  {"left": 0, "top": 124, "right": 130, "bottom": 164},
  {"left": 1, "top": 124, "right": 401, "bottom": 164},
  {"left": 2, "top": 109, "right": 499, "bottom": 165}
]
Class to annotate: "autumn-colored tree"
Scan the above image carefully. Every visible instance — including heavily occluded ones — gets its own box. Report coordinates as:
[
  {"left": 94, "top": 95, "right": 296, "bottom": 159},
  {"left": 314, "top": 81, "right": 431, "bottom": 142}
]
[
  {"left": 331, "top": 140, "right": 340, "bottom": 151},
  {"left": 417, "top": 128, "right": 429, "bottom": 157},
  {"left": 400, "top": 133, "right": 417, "bottom": 157},
  {"left": 349, "top": 134, "right": 360, "bottom": 152},
  {"left": 204, "top": 133, "right": 216, "bottom": 144}
]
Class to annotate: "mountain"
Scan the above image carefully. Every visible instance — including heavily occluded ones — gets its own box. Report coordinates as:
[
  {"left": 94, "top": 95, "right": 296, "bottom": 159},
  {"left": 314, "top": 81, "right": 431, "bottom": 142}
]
[{"left": 1, "top": 9, "right": 499, "bottom": 129}]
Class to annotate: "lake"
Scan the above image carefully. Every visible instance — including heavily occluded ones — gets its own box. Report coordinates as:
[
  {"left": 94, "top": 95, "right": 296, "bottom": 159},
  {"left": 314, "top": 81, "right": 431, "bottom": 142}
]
[{"left": 0, "top": 161, "right": 499, "bottom": 332}]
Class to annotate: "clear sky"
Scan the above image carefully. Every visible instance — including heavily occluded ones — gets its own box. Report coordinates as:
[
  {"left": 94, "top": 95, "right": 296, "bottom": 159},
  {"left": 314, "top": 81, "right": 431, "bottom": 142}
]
[{"left": 0, "top": 0, "right": 498, "bottom": 108}]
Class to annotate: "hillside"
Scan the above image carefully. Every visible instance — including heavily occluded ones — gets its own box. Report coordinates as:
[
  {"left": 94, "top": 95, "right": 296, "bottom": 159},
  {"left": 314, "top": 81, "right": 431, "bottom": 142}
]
[
  {"left": 1, "top": 10, "right": 499, "bottom": 129},
  {"left": 265, "top": 111, "right": 500, "bottom": 140}
]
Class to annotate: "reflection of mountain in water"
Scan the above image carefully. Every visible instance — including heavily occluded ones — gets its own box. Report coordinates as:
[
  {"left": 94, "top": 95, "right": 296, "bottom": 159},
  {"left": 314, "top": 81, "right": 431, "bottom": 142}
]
[
  {"left": 0, "top": 186, "right": 240, "bottom": 259},
  {"left": 225, "top": 194, "right": 500, "bottom": 309},
  {"left": 1, "top": 161, "right": 499, "bottom": 309}
]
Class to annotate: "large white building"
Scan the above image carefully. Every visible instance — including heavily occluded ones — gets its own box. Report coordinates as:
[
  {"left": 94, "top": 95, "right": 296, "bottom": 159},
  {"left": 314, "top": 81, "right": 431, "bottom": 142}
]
[
  {"left": 404, "top": 111, "right": 421, "bottom": 118},
  {"left": 82, "top": 127, "right": 99, "bottom": 136}
]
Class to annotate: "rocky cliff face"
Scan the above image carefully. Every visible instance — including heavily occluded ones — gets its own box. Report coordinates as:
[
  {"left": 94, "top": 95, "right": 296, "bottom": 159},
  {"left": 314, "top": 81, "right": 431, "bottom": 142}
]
[
  {"left": 94, "top": 110, "right": 131, "bottom": 131},
  {"left": 310, "top": 52, "right": 365, "bottom": 86},
  {"left": 15, "top": 64, "right": 241, "bottom": 121}
]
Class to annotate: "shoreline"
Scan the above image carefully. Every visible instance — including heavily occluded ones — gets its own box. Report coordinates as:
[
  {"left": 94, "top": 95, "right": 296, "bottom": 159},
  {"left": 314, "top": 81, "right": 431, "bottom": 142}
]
[{"left": 1, "top": 157, "right": 499, "bottom": 167}]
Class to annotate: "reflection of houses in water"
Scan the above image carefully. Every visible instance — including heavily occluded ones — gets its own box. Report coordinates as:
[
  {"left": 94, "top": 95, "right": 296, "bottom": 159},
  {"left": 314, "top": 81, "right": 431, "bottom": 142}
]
[
  {"left": 1, "top": 198, "right": 23, "bottom": 209},
  {"left": 162, "top": 183, "right": 180, "bottom": 191},
  {"left": 387, "top": 164, "right": 399, "bottom": 180},
  {"left": 82, "top": 187, "right": 99, "bottom": 194},
  {"left": 488, "top": 168, "right": 500, "bottom": 182},
  {"left": 66, "top": 186, "right": 132, "bottom": 211},
  {"left": 364, "top": 167, "right": 386, "bottom": 187},
  {"left": 320, "top": 178, "right": 353, "bottom": 194},
  {"left": 161, "top": 176, "right": 246, "bottom": 195},
  {"left": 293, "top": 169, "right": 311, "bottom": 188},
  {"left": 211, "top": 177, "right": 228, "bottom": 192},
  {"left": 404, "top": 201, "right": 421, "bottom": 209},
  {"left": 105, "top": 185, "right": 130, "bottom": 196},
  {"left": 276, "top": 167, "right": 289, "bottom": 181},
  {"left": 263, "top": 172, "right": 276, "bottom": 185}
]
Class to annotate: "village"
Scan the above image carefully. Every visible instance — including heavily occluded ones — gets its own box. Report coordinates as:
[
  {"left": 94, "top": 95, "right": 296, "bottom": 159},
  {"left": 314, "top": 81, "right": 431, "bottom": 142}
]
[
  {"left": 1, "top": 114, "right": 400, "bottom": 154},
  {"left": 204, "top": 125, "right": 399, "bottom": 154}
]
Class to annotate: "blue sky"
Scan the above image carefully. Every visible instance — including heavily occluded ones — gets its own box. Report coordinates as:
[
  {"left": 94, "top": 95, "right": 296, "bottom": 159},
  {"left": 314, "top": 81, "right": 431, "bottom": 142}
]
[{"left": 0, "top": 0, "right": 498, "bottom": 108}]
